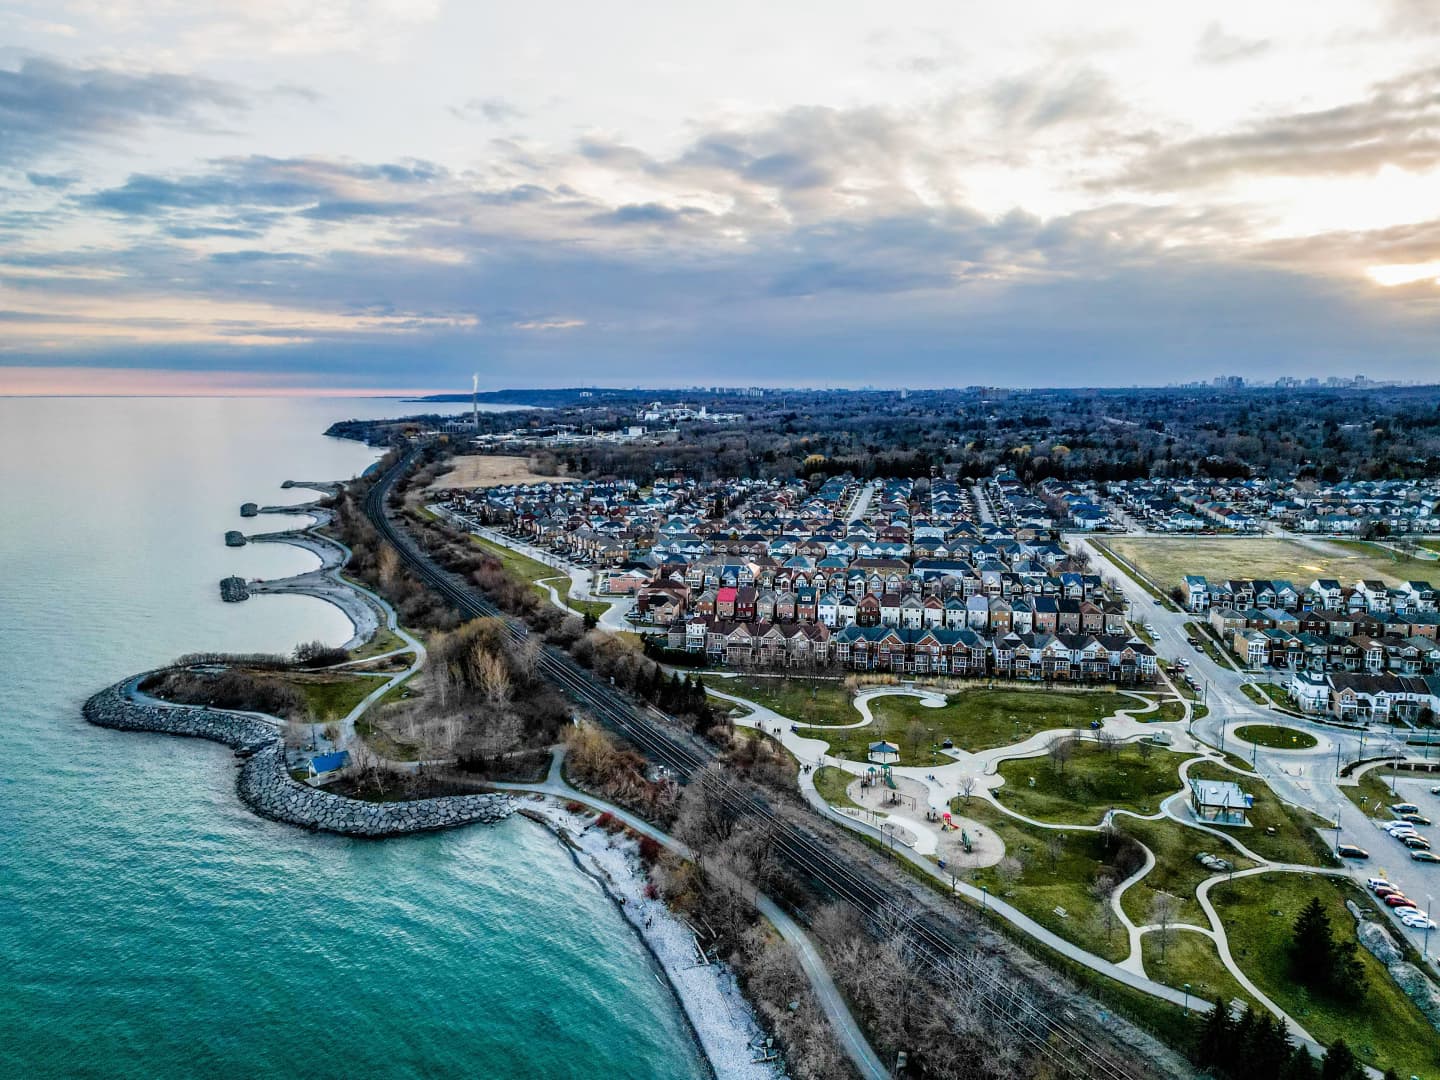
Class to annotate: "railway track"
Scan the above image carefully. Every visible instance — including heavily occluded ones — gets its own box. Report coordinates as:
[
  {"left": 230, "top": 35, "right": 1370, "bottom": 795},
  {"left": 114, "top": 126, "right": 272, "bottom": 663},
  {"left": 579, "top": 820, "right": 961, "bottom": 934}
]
[{"left": 361, "top": 448, "right": 1147, "bottom": 1080}]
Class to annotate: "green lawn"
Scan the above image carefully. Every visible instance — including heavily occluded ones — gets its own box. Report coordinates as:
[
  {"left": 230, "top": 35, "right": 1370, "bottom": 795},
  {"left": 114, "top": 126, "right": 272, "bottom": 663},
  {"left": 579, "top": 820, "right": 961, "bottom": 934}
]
[
  {"left": 883, "top": 689, "right": 1136, "bottom": 757},
  {"left": 992, "top": 741, "right": 1191, "bottom": 824},
  {"left": 347, "top": 624, "right": 405, "bottom": 660},
  {"left": 1186, "top": 761, "right": 1335, "bottom": 866},
  {"left": 1104, "top": 536, "right": 1440, "bottom": 595},
  {"left": 1152, "top": 699, "right": 1187, "bottom": 723},
  {"left": 713, "top": 674, "right": 854, "bottom": 724},
  {"left": 1340, "top": 768, "right": 1403, "bottom": 819},
  {"left": 1140, "top": 930, "right": 1256, "bottom": 1014},
  {"left": 1210, "top": 872, "right": 1440, "bottom": 1079},
  {"left": 468, "top": 534, "right": 613, "bottom": 620},
  {"left": 1118, "top": 815, "right": 1257, "bottom": 927},
  {"left": 278, "top": 672, "right": 382, "bottom": 721},
  {"left": 1235, "top": 724, "right": 1317, "bottom": 750},
  {"left": 957, "top": 800, "right": 1131, "bottom": 962},
  {"left": 813, "top": 766, "right": 865, "bottom": 811}
]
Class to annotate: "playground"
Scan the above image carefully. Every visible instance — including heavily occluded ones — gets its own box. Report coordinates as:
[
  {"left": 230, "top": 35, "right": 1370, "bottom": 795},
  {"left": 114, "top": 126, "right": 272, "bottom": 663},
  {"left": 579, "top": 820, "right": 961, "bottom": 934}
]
[{"left": 844, "top": 769, "right": 1004, "bottom": 869}]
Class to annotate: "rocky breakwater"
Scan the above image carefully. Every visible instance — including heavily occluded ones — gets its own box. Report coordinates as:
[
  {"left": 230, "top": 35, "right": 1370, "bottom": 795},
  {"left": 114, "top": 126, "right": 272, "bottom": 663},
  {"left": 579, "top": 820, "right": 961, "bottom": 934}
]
[{"left": 84, "top": 679, "right": 514, "bottom": 838}]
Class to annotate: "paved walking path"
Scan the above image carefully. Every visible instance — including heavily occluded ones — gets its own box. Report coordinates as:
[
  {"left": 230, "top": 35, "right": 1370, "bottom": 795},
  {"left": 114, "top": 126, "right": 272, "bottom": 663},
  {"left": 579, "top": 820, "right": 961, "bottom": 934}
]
[{"left": 491, "top": 749, "right": 889, "bottom": 1080}]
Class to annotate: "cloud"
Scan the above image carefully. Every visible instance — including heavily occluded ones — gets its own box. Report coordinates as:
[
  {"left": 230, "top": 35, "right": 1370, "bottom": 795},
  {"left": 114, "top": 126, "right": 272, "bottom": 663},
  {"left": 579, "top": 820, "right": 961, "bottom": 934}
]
[
  {"left": 0, "top": 55, "right": 248, "bottom": 166},
  {"left": 986, "top": 68, "right": 1121, "bottom": 132},
  {"left": 449, "top": 96, "right": 525, "bottom": 123},
  {"left": 1193, "top": 22, "right": 1271, "bottom": 65},
  {"left": 1112, "top": 63, "right": 1440, "bottom": 189}
]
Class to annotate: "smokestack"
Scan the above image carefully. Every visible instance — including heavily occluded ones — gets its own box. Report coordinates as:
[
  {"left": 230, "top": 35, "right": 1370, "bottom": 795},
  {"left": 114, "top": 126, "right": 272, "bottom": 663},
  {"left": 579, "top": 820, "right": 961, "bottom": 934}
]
[{"left": 472, "top": 373, "right": 479, "bottom": 431}]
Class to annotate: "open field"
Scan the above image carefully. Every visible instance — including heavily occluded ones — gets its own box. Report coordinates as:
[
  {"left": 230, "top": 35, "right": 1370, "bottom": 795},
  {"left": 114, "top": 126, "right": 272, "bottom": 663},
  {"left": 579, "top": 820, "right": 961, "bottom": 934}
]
[
  {"left": 1118, "top": 816, "right": 1257, "bottom": 927},
  {"left": 992, "top": 741, "right": 1190, "bottom": 824},
  {"left": 713, "top": 674, "right": 853, "bottom": 724},
  {"left": 1140, "top": 931, "right": 1255, "bottom": 1013},
  {"left": 957, "top": 799, "right": 1131, "bottom": 962},
  {"left": 813, "top": 766, "right": 865, "bottom": 811},
  {"left": 1210, "top": 872, "right": 1440, "bottom": 1079},
  {"left": 277, "top": 672, "right": 380, "bottom": 721},
  {"left": 427, "top": 454, "right": 572, "bottom": 491},
  {"left": 1104, "top": 536, "right": 1440, "bottom": 594},
  {"left": 869, "top": 689, "right": 1136, "bottom": 761}
]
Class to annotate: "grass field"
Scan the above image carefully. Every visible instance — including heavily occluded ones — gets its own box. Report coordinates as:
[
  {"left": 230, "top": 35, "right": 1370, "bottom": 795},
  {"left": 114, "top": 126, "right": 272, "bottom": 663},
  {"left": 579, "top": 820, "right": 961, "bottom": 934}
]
[
  {"left": 1186, "top": 761, "right": 1335, "bottom": 865},
  {"left": 992, "top": 741, "right": 1191, "bottom": 824},
  {"left": 958, "top": 800, "right": 1131, "bottom": 962},
  {"left": 467, "top": 533, "right": 612, "bottom": 620},
  {"left": 1118, "top": 816, "right": 1257, "bottom": 927},
  {"left": 1210, "top": 872, "right": 1440, "bottom": 1079},
  {"left": 713, "top": 674, "right": 853, "bottom": 724},
  {"left": 277, "top": 672, "right": 381, "bottom": 721},
  {"left": 1140, "top": 930, "right": 1256, "bottom": 1013},
  {"left": 1235, "top": 724, "right": 1317, "bottom": 750},
  {"left": 813, "top": 766, "right": 865, "bottom": 811},
  {"left": 1104, "top": 536, "right": 1440, "bottom": 594}
]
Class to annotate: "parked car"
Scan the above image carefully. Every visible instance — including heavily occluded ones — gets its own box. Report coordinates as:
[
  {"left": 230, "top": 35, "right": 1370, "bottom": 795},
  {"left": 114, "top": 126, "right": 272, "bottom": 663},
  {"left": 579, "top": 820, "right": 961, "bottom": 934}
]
[
  {"left": 1411, "top": 850, "right": 1440, "bottom": 863},
  {"left": 1384, "top": 893, "right": 1415, "bottom": 907},
  {"left": 1383, "top": 821, "right": 1418, "bottom": 835},
  {"left": 1391, "top": 803, "right": 1421, "bottom": 815},
  {"left": 1431, "top": 785, "right": 1440, "bottom": 795},
  {"left": 1401, "top": 914, "right": 1437, "bottom": 930},
  {"left": 1367, "top": 876, "right": 1393, "bottom": 891},
  {"left": 1374, "top": 885, "right": 1403, "bottom": 898},
  {"left": 1400, "top": 813, "right": 1432, "bottom": 825},
  {"left": 1336, "top": 844, "right": 1369, "bottom": 860},
  {"left": 1402, "top": 836, "right": 1432, "bottom": 850}
]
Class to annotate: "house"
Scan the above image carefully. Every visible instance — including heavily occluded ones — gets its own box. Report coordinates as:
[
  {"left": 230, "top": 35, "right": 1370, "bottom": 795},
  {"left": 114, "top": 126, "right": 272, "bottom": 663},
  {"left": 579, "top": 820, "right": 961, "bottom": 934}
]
[
  {"left": 1189, "top": 778, "right": 1252, "bottom": 826},
  {"left": 307, "top": 750, "right": 350, "bottom": 779},
  {"left": 1184, "top": 575, "right": 1210, "bottom": 612}
]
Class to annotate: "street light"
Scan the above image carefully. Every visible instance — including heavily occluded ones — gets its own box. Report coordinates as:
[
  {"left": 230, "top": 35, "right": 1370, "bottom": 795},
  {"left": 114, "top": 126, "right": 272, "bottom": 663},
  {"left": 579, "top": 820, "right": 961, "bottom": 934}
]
[
  {"left": 981, "top": 884, "right": 989, "bottom": 912},
  {"left": 1425, "top": 895, "right": 1434, "bottom": 964},
  {"left": 1182, "top": 983, "right": 1191, "bottom": 1016}
]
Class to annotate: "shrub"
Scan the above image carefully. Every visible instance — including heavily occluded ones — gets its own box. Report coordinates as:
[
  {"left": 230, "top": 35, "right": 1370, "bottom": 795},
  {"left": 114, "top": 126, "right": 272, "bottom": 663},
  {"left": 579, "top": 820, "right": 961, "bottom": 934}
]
[{"left": 637, "top": 836, "right": 662, "bottom": 865}]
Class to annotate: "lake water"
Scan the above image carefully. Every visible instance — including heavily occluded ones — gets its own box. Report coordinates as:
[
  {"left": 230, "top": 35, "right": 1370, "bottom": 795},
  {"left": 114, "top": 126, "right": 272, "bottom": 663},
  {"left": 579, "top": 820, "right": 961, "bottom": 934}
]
[{"left": 0, "top": 397, "right": 705, "bottom": 1079}]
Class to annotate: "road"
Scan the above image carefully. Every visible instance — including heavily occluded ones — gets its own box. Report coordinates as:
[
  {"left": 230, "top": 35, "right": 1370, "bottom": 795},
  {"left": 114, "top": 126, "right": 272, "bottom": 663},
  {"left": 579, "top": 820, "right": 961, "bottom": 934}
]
[
  {"left": 845, "top": 480, "right": 876, "bottom": 524},
  {"left": 367, "top": 449, "right": 1147, "bottom": 1080},
  {"left": 1075, "top": 533, "right": 1440, "bottom": 968},
  {"left": 970, "top": 481, "right": 996, "bottom": 525}
]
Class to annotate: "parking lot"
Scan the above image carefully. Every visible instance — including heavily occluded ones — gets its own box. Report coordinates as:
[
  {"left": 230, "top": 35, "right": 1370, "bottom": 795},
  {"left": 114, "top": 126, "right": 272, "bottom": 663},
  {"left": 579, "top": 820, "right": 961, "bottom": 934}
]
[{"left": 1360, "top": 776, "right": 1440, "bottom": 966}]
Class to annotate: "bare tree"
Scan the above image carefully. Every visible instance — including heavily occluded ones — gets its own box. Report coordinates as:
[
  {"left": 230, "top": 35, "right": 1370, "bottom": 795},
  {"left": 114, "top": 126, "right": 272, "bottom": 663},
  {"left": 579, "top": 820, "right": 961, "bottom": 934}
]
[
  {"left": 1047, "top": 734, "right": 1074, "bottom": 776},
  {"left": 378, "top": 545, "right": 402, "bottom": 592},
  {"left": 995, "top": 854, "right": 1024, "bottom": 892},
  {"left": 1045, "top": 831, "right": 1064, "bottom": 870},
  {"left": 958, "top": 773, "right": 978, "bottom": 804},
  {"left": 472, "top": 645, "right": 513, "bottom": 706},
  {"left": 1091, "top": 871, "right": 1119, "bottom": 943},
  {"left": 1095, "top": 728, "right": 1120, "bottom": 756},
  {"left": 1149, "top": 890, "right": 1179, "bottom": 962}
]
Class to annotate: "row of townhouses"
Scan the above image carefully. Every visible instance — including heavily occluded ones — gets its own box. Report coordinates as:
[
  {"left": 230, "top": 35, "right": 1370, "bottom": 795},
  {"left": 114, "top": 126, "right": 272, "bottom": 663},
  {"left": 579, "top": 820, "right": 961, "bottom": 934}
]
[
  {"left": 1103, "top": 478, "right": 1440, "bottom": 534},
  {"left": 1286, "top": 670, "right": 1440, "bottom": 722},
  {"left": 665, "top": 621, "right": 1158, "bottom": 682}
]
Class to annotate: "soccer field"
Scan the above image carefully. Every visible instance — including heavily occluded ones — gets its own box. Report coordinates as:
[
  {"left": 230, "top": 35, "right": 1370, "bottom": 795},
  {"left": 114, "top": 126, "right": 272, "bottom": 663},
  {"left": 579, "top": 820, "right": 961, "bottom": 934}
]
[{"left": 1102, "top": 536, "right": 1438, "bottom": 593}]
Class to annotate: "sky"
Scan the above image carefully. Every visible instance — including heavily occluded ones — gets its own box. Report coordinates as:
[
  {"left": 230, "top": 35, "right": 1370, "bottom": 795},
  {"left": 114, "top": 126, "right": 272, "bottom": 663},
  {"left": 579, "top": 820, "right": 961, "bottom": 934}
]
[{"left": 4, "top": 2, "right": 1440, "bottom": 394}]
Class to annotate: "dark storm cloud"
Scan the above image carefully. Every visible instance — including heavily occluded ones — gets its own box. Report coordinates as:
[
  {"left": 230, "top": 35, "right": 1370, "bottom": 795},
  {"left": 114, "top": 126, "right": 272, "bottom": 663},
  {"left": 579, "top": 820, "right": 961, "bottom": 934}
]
[{"left": 0, "top": 56, "right": 248, "bottom": 166}]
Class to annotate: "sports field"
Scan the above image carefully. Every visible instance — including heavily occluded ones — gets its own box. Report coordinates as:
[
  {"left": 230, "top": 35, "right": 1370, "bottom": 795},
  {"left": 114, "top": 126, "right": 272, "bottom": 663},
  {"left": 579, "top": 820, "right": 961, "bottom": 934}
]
[{"left": 1103, "top": 536, "right": 1438, "bottom": 593}]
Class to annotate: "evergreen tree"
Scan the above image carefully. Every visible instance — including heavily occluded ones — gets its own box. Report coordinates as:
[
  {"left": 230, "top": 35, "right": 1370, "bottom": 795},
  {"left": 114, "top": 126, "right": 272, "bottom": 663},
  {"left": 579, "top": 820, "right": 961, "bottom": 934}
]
[
  {"left": 1291, "top": 897, "right": 1335, "bottom": 990},
  {"left": 1249, "top": 1013, "right": 1293, "bottom": 1078},
  {"left": 1320, "top": 1039, "right": 1364, "bottom": 1080},
  {"left": 1279, "top": 1047, "right": 1319, "bottom": 1080},
  {"left": 1192, "top": 1000, "right": 1232, "bottom": 1072}
]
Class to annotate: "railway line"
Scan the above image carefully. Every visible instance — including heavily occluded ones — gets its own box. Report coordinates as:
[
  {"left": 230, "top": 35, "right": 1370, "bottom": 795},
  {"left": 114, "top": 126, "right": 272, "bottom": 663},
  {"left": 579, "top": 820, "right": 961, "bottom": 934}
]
[{"left": 360, "top": 448, "right": 1151, "bottom": 1080}]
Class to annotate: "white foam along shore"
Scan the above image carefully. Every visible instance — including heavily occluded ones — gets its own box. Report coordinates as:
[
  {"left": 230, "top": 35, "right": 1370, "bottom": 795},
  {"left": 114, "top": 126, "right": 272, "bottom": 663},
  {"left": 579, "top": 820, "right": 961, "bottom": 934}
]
[{"left": 517, "top": 796, "right": 786, "bottom": 1080}]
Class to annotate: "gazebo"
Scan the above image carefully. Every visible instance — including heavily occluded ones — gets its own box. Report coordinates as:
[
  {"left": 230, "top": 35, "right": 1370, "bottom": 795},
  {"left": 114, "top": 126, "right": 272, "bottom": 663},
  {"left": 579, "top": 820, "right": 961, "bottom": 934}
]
[{"left": 867, "top": 740, "right": 900, "bottom": 765}]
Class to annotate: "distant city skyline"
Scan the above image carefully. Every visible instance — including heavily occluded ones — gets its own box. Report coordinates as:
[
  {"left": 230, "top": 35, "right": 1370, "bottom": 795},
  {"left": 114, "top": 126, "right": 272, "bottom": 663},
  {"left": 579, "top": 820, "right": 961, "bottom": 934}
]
[{"left": 5, "top": 2, "right": 1440, "bottom": 393}]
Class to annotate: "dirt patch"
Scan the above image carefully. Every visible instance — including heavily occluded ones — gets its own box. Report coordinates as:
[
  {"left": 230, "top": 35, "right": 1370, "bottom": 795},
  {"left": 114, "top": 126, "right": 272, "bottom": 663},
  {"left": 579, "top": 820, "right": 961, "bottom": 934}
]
[{"left": 427, "top": 454, "right": 571, "bottom": 491}]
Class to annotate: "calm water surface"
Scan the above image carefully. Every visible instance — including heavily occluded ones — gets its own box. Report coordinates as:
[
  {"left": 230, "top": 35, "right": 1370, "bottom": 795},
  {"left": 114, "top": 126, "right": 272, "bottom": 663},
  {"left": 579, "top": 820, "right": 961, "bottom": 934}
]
[{"left": 0, "top": 397, "right": 704, "bottom": 1079}]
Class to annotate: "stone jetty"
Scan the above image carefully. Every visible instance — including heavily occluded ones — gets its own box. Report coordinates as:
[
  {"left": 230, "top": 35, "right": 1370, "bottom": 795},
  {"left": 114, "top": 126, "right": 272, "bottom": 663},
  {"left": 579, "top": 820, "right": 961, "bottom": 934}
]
[
  {"left": 83, "top": 680, "right": 514, "bottom": 838},
  {"left": 240, "top": 503, "right": 259, "bottom": 517},
  {"left": 224, "top": 530, "right": 247, "bottom": 547},
  {"left": 220, "top": 576, "right": 249, "bottom": 602}
]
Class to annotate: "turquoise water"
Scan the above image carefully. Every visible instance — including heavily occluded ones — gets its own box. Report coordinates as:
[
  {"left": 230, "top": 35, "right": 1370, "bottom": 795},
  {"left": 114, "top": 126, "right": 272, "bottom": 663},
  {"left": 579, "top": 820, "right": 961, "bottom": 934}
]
[{"left": 0, "top": 398, "right": 705, "bottom": 1079}]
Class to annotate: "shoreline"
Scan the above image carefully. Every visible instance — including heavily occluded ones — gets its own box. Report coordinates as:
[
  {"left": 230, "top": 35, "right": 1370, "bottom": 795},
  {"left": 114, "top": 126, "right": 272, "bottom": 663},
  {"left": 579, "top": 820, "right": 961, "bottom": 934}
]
[{"left": 515, "top": 797, "right": 784, "bottom": 1080}]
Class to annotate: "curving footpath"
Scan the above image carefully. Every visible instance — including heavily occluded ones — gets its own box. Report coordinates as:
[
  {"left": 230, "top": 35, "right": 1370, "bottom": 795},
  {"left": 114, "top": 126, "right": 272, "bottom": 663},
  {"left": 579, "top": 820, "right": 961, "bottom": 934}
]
[
  {"left": 491, "top": 749, "right": 888, "bottom": 1080},
  {"left": 84, "top": 677, "right": 512, "bottom": 837}
]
